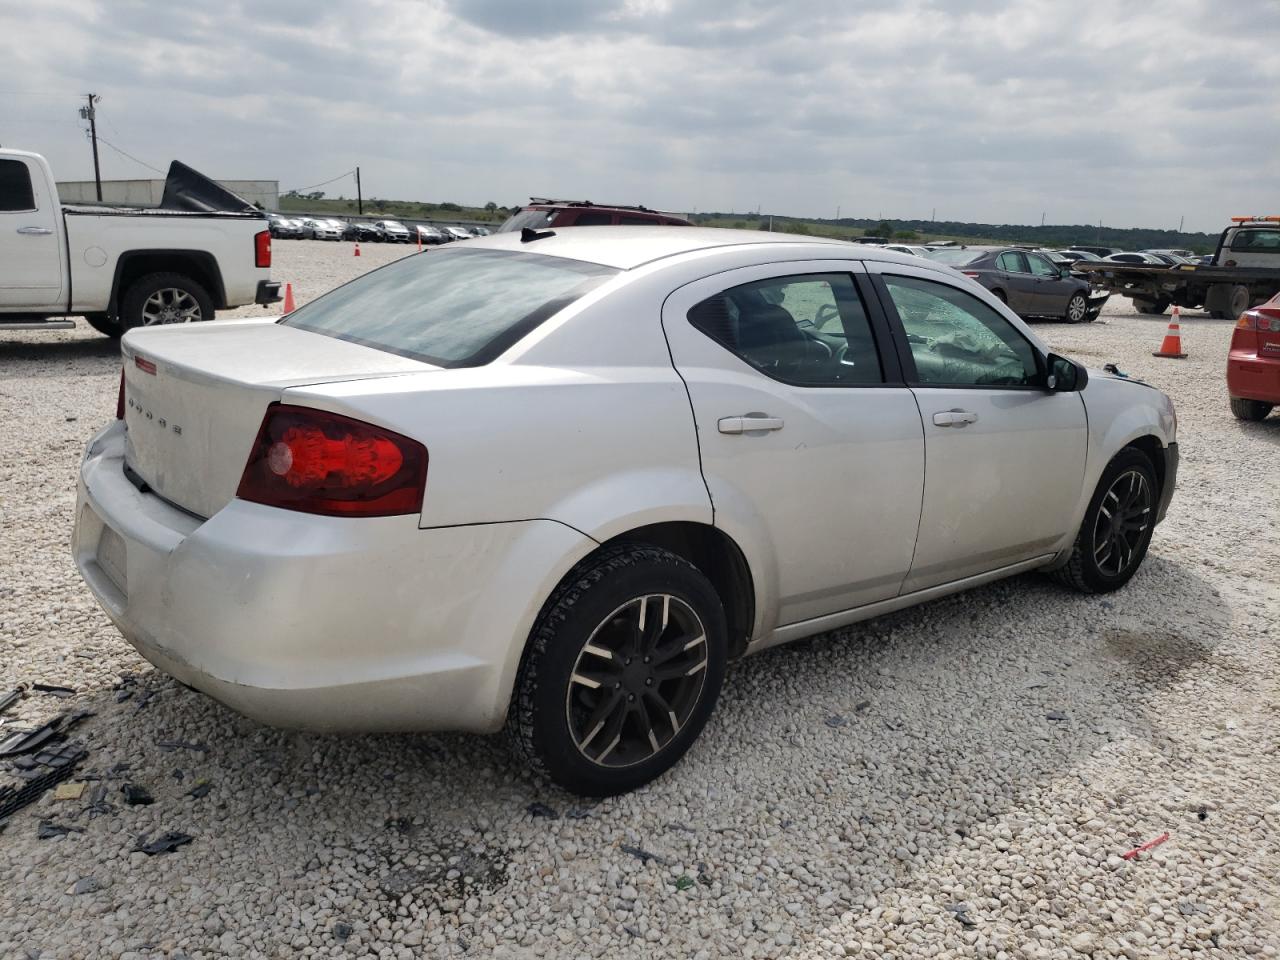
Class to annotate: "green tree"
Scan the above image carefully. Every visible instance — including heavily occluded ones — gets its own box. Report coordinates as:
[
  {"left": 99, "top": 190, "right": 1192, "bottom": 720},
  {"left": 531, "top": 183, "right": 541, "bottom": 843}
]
[
  {"left": 869, "top": 221, "right": 893, "bottom": 238},
  {"left": 485, "top": 201, "right": 498, "bottom": 213}
]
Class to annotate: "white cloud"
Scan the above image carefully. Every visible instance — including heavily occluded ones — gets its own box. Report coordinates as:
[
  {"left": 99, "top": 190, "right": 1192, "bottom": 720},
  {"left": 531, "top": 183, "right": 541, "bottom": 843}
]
[{"left": 2, "top": 0, "right": 1277, "bottom": 230}]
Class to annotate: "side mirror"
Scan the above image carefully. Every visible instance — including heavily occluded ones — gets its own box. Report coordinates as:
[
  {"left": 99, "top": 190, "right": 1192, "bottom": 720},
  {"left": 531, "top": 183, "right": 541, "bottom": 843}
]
[{"left": 1045, "top": 353, "right": 1087, "bottom": 392}]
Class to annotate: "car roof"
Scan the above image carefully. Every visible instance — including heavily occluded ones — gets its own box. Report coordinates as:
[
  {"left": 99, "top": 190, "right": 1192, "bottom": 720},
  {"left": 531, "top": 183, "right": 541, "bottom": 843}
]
[{"left": 462, "top": 226, "right": 884, "bottom": 270}]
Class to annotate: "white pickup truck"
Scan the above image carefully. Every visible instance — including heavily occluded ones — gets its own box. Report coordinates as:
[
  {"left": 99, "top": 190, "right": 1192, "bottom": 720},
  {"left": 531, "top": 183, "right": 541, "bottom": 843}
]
[{"left": 0, "top": 148, "right": 280, "bottom": 338}]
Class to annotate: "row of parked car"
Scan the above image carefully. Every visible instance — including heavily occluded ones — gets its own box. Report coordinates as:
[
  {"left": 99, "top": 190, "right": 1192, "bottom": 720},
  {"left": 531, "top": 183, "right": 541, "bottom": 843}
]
[{"left": 265, "top": 214, "right": 490, "bottom": 245}]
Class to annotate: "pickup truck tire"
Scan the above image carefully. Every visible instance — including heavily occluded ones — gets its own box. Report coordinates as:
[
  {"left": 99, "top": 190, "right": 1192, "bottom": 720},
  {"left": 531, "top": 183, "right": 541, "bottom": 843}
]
[
  {"left": 84, "top": 313, "right": 122, "bottom": 338},
  {"left": 120, "top": 273, "right": 214, "bottom": 332},
  {"left": 1230, "top": 397, "right": 1273, "bottom": 421},
  {"left": 1136, "top": 299, "right": 1169, "bottom": 315}
]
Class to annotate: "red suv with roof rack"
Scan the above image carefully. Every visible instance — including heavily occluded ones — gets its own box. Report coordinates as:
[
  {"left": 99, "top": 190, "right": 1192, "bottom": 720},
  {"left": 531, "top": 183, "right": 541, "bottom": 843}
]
[
  {"left": 1229, "top": 289, "right": 1280, "bottom": 421},
  {"left": 497, "top": 198, "right": 692, "bottom": 233}
]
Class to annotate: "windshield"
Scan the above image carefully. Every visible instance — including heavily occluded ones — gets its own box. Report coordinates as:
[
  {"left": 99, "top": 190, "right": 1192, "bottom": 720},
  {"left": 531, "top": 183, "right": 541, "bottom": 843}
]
[
  {"left": 280, "top": 247, "right": 618, "bottom": 367},
  {"left": 926, "top": 248, "right": 986, "bottom": 266},
  {"left": 497, "top": 209, "right": 558, "bottom": 233}
]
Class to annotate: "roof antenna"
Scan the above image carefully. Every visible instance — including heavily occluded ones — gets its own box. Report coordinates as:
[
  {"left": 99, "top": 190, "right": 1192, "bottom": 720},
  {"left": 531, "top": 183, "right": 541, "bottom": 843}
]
[{"left": 521, "top": 227, "right": 556, "bottom": 243}]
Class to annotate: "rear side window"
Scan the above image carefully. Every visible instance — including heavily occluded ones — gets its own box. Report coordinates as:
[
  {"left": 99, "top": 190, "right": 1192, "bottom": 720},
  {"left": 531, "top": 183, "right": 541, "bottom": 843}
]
[
  {"left": 0, "top": 159, "right": 35, "bottom": 211},
  {"left": 997, "top": 252, "right": 1028, "bottom": 273},
  {"left": 1229, "top": 229, "right": 1280, "bottom": 250},
  {"left": 281, "top": 248, "right": 617, "bottom": 367},
  {"left": 571, "top": 212, "right": 613, "bottom": 226}
]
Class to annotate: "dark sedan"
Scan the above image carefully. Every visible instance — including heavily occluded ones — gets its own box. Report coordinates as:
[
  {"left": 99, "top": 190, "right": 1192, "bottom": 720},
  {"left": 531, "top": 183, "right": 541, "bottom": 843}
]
[{"left": 927, "top": 246, "right": 1103, "bottom": 322}]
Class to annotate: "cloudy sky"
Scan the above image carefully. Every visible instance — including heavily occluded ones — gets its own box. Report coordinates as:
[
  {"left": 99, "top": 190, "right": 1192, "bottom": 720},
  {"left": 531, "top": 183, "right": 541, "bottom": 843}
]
[{"left": 2, "top": 0, "right": 1277, "bottom": 232}]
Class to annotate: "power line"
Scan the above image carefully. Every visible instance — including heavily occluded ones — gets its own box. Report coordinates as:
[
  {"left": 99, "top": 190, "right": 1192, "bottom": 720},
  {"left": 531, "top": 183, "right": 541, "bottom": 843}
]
[
  {"left": 286, "top": 170, "right": 356, "bottom": 194},
  {"left": 94, "top": 135, "right": 166, "bottom": 175}
]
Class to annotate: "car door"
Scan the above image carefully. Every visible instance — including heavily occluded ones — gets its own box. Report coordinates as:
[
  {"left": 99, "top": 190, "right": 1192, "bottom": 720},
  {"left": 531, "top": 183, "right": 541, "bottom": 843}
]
[
  {"left": 1026, "top": 252, "right": 1068, "bottom": 314},
  {"left": 0, "top": 156, "right": 64, "bottom": 309},
  {"left": 662, "top": 263, "right": 925, "bottom": 629},
  {"left": 994, "top": 251, "right": 1036, "bottom": 315},
  {"left": 866, "top": 264, "right": 1088, "bottom": 593}
]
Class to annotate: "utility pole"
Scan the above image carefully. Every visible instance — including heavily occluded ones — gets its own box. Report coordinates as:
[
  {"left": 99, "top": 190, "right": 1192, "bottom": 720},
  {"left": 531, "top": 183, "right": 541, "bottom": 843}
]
[
  {"left": 836, "top": 205, "right": 840, "bottom": 221},
  {"left": 80, "top": 94, "right": 102, "bottom": 201},
  {"left": 355, "top": 166, "right": 363, "bottom": 215},
  {"left": 931, "top": 207, "right": 936, "bottom": 221},
  {"left": 1040, "top": 211, "right": 1045, "bottom": 227},
  {"left": 1178, "top": 215, "right": 1185, "bottom": 233}
]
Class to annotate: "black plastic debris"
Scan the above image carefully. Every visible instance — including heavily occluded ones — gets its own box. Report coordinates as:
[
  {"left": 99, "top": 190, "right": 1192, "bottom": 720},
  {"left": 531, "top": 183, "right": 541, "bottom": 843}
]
[
  {"left": 0, "top": 743, "right": 87, "bottom": 826},
  {"left": 186, "top": 781, "right": 211, "bottom": 800},
  {"left": 82, "top": 784, "right": 115, "bottom": 820},
  {"left": 155, "top": 739, "right": 208, "bottom": 754},
  {"left": 824, "top": 714, "right": 848, "bottom": 728},
  {"left": 332, "top": 921, "right": 353, "bottom": 942},
  {"left": 32, "top": 684, "right": 76, "bottom": 699},
  {"left": 133, "top": 689, "right": 157, "bottom": 711},
  {"left": 133, "top": 831, "right": 194, "bottom": 855},
  {"left": 526, "top": 801, "right": 559, "bottom": 819},
  {"left": 0, "top": 684, "right": 26, "bottom": 715},
  {"left": 1197, "top": 806, "right": 1209, "bottom": 822},
  {"left": 854, "top": 700, "right": 872, "bottom": 713},
  {"left": 620, "top": 844, "right": 672, "bottom": 866},
  {"left": 565, "top": 806, "right": 592, "bottom": 820},
  {"left": 0, "top": 711, "right": 93, "bottom": 758},
  {"left": 12, "top": 740, "right": 87, "bottom": 778},
  {"left": 121, "top": 783, "right": 154, "bottom": 806},
  {"left": 37, "top": 819, "right": 84, "bottom": 839},
  {"left": 947, "top": 903, "right": 978, "bottom": 928},
  {"left": 665, "top": 822, "right": 696, "bottom": 834}
]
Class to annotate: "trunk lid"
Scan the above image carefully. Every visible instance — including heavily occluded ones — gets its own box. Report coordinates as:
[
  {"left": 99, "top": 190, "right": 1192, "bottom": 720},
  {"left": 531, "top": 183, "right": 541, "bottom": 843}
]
[{"left": 121, "top": 319, "right": 435, "bottom": 519}]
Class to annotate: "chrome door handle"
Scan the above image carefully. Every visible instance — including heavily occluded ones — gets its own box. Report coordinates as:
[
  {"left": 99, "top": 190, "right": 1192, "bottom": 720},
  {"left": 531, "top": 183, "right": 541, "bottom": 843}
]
[
  {"left": 16, "top": 226, "right": 53, "bottom": 235},
  {"left": 718, "top": 415, "right": 785, "bottom": 434},
  {"left": 932, "top": 409, "right": 979, "bottom": 427}
]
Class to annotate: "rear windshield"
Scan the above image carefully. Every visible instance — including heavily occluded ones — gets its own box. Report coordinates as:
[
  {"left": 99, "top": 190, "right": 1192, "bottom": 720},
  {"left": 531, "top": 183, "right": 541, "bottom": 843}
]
[
  {"left": 280, "top": 248, "right": 617, "bottom": 367},
  {"left": 1228, "top": 229, "right": 1280, "bottom": 251},
  {"left": 497, "top": 209, "right": 558, "bottom": 233},
  {"left": 926, "top": 248, "right": 986, "bottom": 265}
]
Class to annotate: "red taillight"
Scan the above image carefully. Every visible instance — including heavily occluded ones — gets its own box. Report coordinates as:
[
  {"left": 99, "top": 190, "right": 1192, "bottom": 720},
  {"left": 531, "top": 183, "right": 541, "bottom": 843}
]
[
  {"left": 962, "top": 271, "right": 981, "bottom": 278},
  {"left": 235, "top": 404, "right": 427, "bottom": 518},
  {"left": 255, "top": 230, "right": 272, "bottom": 269},
  {"left": 116, "top": 370, "right": 125, "bottom": 420},
  {"left": 1236, "top": 311, "right": 1258, "bottom": 331}
]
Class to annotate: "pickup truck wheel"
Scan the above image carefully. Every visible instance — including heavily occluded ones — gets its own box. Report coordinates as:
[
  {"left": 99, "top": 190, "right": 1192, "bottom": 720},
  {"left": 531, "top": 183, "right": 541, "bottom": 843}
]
[
  {"left": 121, "top": 273, "right": 214, "bottom": 331},
  {"left": 1051, "top": 448, "right": 1158, "bottom": 594},
  {"left": 1136, "top": 299, "right": 1169, "bottom": 315},
  {"left": 508, "top": 544, "right": 727, "bottom": 796},
  {"left": 1230, "top": 397, "right": 1273, "bottom": 421},
  {"left": 1225, "top": 285, "right": 1250, "bottom": 323},
  {"left": 84, "top": 313, "right": 122, "bottom": 338},
  {"left": 1065, "top": 292, "right": 1088, "bottom": 324}
]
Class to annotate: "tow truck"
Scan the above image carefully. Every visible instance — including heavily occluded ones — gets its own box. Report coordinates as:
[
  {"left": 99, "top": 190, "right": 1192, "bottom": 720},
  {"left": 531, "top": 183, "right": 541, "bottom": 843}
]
[{"left": 1069, "top": 217, "right": 1280, "bottom": 320}]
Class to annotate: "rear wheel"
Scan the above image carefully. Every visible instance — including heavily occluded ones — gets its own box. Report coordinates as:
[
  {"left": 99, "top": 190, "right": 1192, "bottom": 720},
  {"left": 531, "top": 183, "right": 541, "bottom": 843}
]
[
  {"left": 1065, "top": 292, "right": 1088, "bottom": 323},
  {"left": 1230, "top": 397, "right": 1273, "bottom": 421},
  {"left": 1226, "top": 285, "right": 1251, "bottom": 322},
  {"left": 1136, "top": 299, "right": 1169, "bottom": 315},
  {"left": 508, "top": 544, "right": 727, "bottom": 796},
  {"left": 1052, "top": 448, "right": 1158, "bottom": 594},
  {"left": 84, "top": 312, "right": 122, "bottom": 338},
  {"left": 120, "top": 273, "right": 214, "bottom": 332}
]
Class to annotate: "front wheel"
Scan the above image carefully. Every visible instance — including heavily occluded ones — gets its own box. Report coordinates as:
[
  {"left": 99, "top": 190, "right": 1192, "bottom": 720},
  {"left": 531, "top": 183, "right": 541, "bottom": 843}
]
[
  {"left": 120, "top": 273, "right": 214, "bottom": 332},
  {"left": 508, "top": 545, "right": 727, "bottom": 796},
  {"left": 1065, "top": 292, "right": 1088, "bottom": 324},
  {"left": 1052, "top": 448, "right": 1159, "bottom": 594},
  {"left": 1230, "top": 397, "right": 1273, "bottom": 421}
]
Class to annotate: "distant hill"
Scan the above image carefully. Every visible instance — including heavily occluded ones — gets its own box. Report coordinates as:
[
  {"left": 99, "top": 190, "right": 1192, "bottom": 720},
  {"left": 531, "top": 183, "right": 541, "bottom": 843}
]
[{"left": 693, "top": 212, "right": 1220, "bottom": 253}]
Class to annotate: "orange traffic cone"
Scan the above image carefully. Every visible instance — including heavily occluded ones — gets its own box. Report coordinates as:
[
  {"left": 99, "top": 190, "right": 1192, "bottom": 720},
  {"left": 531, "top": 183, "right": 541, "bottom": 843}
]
[
  {"left": 1152, "top": 307, "right": 1187, "bottom": 359},
  {"left": 353, "top": 241, "right": 361, "bottom": 257},
  {"left": 416, "top": 231, "right": 423, "bottom": 252},
  {"left": 282, "top": 282, "right": 296, "bottom": 314}
]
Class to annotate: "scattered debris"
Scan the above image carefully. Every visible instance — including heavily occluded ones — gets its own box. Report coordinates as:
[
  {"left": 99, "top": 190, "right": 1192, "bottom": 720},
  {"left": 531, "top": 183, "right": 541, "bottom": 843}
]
[
  {"left": 172, "top": 768, "right": 185, "bottom": 782},
  {"left": 121, "top": 783, "right": 154, "bottom": 805},
  {"left": 186, "top": 781, "right": 211, "bottom": 799},
  {"left": 665, "top": 822, "right": 696, "bottom": 834},
  {"left": 824, "top": 714, "right": 848, "bottom": 728},
  {"left": 1046, "top": 710, "right": 1069, "bottom": 722},
  {"left": 12, "top": 740, "right": 87, "bottom": 777},
  {"left": 332, "top": 921, "right": 353, "bottom": 942},
  {"left": 81, "top": 784, "right": 115, "bottom": 820},
  {"left": 624, "top": 925, "right": 642, "bottom": 938},
  {"left": 31, "top": 683, "right": 76, "bottom": 699},
  {"left": 854, "top": 700, "right": 872, "bottom": 713},
  {"left": 133, "top": 688, "right": 158, "bottom": 711},
  {"left": 0, "top": 684, "right": 27, "bottom": 715},
  {"left": 0, "top": 738, "right": 88, "bottom": 826},
  {"left": 674, "top": 874, "right": 694, "bottom": 891},
  {"left": 1178, "top": 901, "right": 1210, "bottom": 917},
  {"left": 133, "top": 831, "right": 194, "bottom": 855},
  {"left": 1197, "top": 806, "right": 1209, "bottom": 822},
  {"left": 620, "top": 844, "right": 672, "bottom": 866},
  {"left": 155, "top": 739, "right": 208, "bottom": 754},
  {"left": 1122, "top": 832, "right": 1170, "bottom": 860},
  {"left": 946, "top": 903, "right": 978, "bottom": 928},
  {"left": 37, "top": 819, "right": 84, "bottom": 839},
  {"left": 53, "top": 781, "right": 86, "bottom": 801},
  {"left": 565, "top": 806, "right": 593, "bottom": 820},
  {"left": 385, "top": 816, "right": 418, "bottom": 836},
  {"left": 0, "top": 711, "right": 93, "bottom": 758},
  {"left": 67, "top": 877, "right": 102, "bottom": 895},
  {"left": 526, "top": 801, "right": 559, "bottom": 819}
]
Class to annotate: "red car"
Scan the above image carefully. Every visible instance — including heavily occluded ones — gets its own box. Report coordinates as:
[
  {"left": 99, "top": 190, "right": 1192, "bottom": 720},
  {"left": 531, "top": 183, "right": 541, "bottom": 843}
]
[
  {"left": 1228, "top": 290, "right": 1280, "bottom": 420},
  {"left": 497, "top": 199, "right": 692, "bottom": 232}
]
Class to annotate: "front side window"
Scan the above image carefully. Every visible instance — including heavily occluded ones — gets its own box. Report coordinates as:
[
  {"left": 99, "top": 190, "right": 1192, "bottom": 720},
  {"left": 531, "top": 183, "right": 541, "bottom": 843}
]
[
  {"left": 688, "top": 273, "right": 883, "bottom": 385},
  {"left": 882, "top": 275, "right": 1040, "bottom": 387},
  {"left": 281, "top": 247, "right": 617, "bottom": 367},
  {"left": 1027, "top": 254, "right": 1059, "bottom": 277},
  {"left": 0, "top": 159, "right": 35, "bottom": 212},
  {"left": 996, "top": 252, "right": 1028, "bottom": 273}
]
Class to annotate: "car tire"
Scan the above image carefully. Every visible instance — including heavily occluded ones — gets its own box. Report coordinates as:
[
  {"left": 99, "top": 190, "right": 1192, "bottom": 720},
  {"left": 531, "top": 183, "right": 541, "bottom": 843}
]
[
  {"left": 508, "top": 544, "right": 728, "bottom": 797},
  {"left": 1065, "top": 292, "right": 1088, "bottom": 324},
  {"left": 1226, "top": 285, "right": 1250, "bottom": 323},
  {"left": 1230, "top": 397, "right": 1273, "bottom": 421},
  {"left": 84, "top": 312, "right": 122, "bottom": 338},
  {"left": 1052, "top": 447, "right": 1159, "bottom": 594},
  {"left": 120, "top": 273, "right": 214, "bottom": 332}
]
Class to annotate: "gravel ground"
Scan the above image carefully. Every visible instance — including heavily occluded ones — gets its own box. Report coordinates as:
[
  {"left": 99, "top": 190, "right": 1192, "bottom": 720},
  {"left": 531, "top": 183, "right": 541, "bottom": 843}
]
[{"left": 1, "top": 240, "right": 1277, "bottom": 960}]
